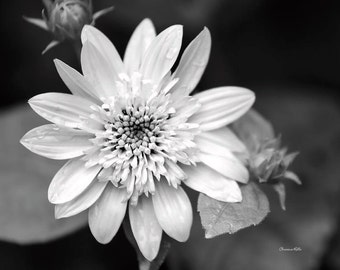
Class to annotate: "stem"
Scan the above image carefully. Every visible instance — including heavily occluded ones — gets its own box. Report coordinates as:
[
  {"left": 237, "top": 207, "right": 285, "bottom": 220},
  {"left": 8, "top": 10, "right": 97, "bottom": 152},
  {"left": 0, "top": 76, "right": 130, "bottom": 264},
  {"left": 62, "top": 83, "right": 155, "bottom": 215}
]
[
  {"left": 123, "top": 217, "right": 172, "bottom": 270},
  {"left": 72, "top": 39, "right": 82, "bottom": 61}
]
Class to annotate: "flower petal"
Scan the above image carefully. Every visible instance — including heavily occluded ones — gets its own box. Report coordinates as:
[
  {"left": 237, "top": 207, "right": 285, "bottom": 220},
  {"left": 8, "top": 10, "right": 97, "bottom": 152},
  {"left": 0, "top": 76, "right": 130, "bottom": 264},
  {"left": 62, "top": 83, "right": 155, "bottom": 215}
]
[
  {"left": 81, "top": 41, "right": 120, "bottom": 99},
  {"left": 23, "top": 16, "right": 48, "bottom": 30},
  {"left": 28, "top": 93, "right": 94, "bottom": 128},
  {"left": 171, "top": 27, "right": 211, "bottom": 100},
  {"left": 20, "top": 124, "right": 93, "bottom": 160},
  {"left": 129, "top": 196, "right": 162, "bottom": 261},
  {"left": 152, "top": 181, "right": 192, "bottom": 242},
  {"left": 198, "top": 152, "right": 249, "bottom": 183},
  {"left": 54, "top": 59, "right": 99, "bottom": 102},
  {"left": 88, "top": 184, "right": 127, "bottom": 244},
  {"left": 81, "top": 25, "right": 125, "bottom": 75},
  {"left": 140, "top": 25, "right": 183, "bottom": 86},
  {"left": 183, "top": 164, "right": 242, "bottom": 202},
  {"left": 48, "top": 158, "right": 101, "bottom": 204},
  {"left": 124, "top": 18, "right": 156, "bottom": 75},
  {"left": 195, "top": 127, "right": 248, "bottom": 155},
  {"left": 190, "top": 87, "right": 255, "bottom": 131},
  {"left": 55, "top": 182, "right": 107, "bottom": 218}
]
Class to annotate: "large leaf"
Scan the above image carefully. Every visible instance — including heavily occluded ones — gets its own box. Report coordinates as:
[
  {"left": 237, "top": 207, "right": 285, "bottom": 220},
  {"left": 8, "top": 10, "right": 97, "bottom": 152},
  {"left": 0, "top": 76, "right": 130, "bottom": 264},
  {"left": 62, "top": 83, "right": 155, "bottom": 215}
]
[
  {"left": 198, "top": 182, "right": 270, "bottom": 238},
  {"left": 0, "top": 104, "right": 87, "bottom": 244}
]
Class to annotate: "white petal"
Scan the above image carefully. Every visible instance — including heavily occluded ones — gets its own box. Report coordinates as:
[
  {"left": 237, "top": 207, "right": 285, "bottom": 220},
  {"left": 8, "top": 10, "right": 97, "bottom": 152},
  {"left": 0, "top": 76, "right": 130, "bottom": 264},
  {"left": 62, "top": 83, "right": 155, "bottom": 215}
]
[
  {"left": 183, "top": 164, "right": 242, "bottom": 202},
  {"left": 171, "top": 27, "right": 211, "bottom": 100},
  {"left": 48, "top": 158, "right": 101, "bottom": 204},
  {"left": 195, "top": 127, "right": 247, "bottom": 155},
  {"left": 190, "top": 87, "right": 255, "bottom": 131},
  {"left": 54, "top": 59, "right": 99, "bottom": 102},
  {"left": 152, "top": 181, "right": 192, "bottom": 242},
  {"left": 28, "top": 93, "right": 94, "bottom": 128},
  {"left": 129, "top": 196, "right": 162, "bottom": 261},
  {"left": 140, "top": 25, "right": 183, "bottom": 86},
  {"left": 81, "top": 41, "right": 119, "bottom": 99},
  {"left": 88, "top": 184, "right": 127, "bottom": 244},
  {"left": 124, "top": 18, "right": 156, "bottom": 75},
  {"left": 198, "top": 152, "right": 249, "bottom": 183},
  {"left": 81, "top": 25, "right": 125, "bottom": 75},
  {"left": 21, "top": 124, "right": 93, "bottom": 160},
  {"left": 55, "top": 182, "right": 107, "bottom": 218}
]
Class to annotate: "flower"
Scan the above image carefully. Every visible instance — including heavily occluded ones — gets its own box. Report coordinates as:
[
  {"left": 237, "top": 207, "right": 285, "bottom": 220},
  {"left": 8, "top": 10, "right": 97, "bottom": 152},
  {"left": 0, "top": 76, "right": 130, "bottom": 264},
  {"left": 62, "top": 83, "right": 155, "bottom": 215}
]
[
  {"left": 24, "top": 0, "right": 113, "bottom": 54},
  {"left": 232, "top": 109, "right": 301, "bottom": 210},
  {"left": 21, "top": 19, "right": 255, "bottom": 260},
  {"left": 250, "top": 136, "right": 299, "bottom": 184}
]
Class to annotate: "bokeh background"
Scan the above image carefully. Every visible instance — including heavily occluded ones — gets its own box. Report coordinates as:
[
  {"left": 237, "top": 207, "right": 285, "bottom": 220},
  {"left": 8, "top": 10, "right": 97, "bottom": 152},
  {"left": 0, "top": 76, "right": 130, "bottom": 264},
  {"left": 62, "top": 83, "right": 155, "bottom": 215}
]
[{"left": 1, "top": 0, "right": 340, "bottom": 269}]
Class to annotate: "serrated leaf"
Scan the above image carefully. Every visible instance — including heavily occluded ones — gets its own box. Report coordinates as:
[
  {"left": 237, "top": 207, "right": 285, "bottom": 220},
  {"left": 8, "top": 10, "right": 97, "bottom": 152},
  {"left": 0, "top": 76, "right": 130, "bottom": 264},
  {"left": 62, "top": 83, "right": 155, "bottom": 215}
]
[{"left": 198, "top": 182, "right": 270, "bottom": 238}]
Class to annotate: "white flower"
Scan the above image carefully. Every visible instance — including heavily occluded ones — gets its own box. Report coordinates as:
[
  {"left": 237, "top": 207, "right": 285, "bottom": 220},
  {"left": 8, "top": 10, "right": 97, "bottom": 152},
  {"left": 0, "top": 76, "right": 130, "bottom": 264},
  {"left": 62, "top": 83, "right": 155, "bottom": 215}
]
[{"left": 21, "top": 19, "right": 255, "bottom": 261}]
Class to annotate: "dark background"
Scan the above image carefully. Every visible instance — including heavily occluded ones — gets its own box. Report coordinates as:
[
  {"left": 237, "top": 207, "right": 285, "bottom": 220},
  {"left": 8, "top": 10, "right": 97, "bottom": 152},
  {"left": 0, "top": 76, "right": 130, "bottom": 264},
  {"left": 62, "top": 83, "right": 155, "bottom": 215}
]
[{"left": 0, "top": 0, "right": 340, "bottom": 269}]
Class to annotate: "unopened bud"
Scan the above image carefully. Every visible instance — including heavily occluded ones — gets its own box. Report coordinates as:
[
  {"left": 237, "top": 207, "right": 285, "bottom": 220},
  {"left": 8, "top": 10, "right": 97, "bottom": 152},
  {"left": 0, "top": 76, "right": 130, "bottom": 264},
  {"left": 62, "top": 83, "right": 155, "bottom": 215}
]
[
  {"left": 24, "top": 0, "right": 113, "bottom": 53},
  {"left": 44, "top": 0, "right": 92, "bottom": 40},
  {"left": 250, "top": 137, "right": 299, "bottom": 184}
]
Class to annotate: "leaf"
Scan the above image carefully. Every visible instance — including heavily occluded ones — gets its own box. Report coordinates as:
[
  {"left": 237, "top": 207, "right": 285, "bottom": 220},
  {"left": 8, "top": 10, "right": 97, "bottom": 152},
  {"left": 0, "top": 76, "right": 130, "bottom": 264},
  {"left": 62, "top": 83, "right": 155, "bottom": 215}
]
[
  {"left": 198, "top": 182, "right": 270, "bottom": 238},
  {"left": 0, "top": 104, "right": 87, "bottom": 244},
  {"left": 232, "top": 109, "right": 275, "bottom": 151}
]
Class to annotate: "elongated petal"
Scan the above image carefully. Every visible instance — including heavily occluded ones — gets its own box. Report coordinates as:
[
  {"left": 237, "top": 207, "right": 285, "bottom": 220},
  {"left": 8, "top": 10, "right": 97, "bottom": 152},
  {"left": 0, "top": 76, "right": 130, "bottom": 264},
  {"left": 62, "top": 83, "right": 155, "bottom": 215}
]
[
  {"left": 29, "top": 93, "right": 94, "bottom": 128},
  {"left": 48, "top": 158, "right": 101, "bottom": 204},
  {"left": 23, "top": 16, "right": 48, "bottom": 30},
  {"left": 124, "top": 18, "right": 156, "bottom": 75},
  {"left": 88, "top": 184, "right": 127, "bottom": 244},
  {"left": 55, "top": 182, "right": 107, "bottom": 218},
  {"left": 152, "top": 181, "right": 192, "bottom": 242},
  {"left": 198, "top": 153, "right": 249, "bottom": 183},
  {"left": 81, "top": 41, "right": 119, "bottom": 99},
  {"left": 20, "top": 124, "right": 93, "bottom": 160},
  {"left": 140, "top": 25, "right": 183, "bottom": 86},
  {"left": 54, "top": 59, "right": 99, "bottom": 102},
  {"left": 190, "top": 87, "right": 255, "bottom": 131},
  {"left": 171, "top": 27, "right": 211, "bottom": 100},
  {"left": 129, "top": 196, "right": 162, "bottom": 261},
  {"left": 284, "top": 171, "right": 302, "bottom": 185},
  {"left": 42, "top": 40, "right": 60, "bottom": 55},
  {"left": 92, "top": 6, "right": 114, "bottom": 21},
  {"left": 183, "top": 164, "right": 242, "bottom": 202},
  {"left": 81, "top": 25, "right": 125, "bottom": 75},
  {"left": 195, "top": 127, "right": 247, "bottom": 156}
]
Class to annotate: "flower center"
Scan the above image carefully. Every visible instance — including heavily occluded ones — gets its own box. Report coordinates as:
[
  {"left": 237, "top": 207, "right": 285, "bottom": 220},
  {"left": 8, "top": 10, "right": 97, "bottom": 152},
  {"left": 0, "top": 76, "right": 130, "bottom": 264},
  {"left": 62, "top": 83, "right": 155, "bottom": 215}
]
[
  {"left": 103, "top": 105, "right": 165, "bottom": 157},
  {"left": 86, "top": 93, "right": 199, "bottom": 204}
]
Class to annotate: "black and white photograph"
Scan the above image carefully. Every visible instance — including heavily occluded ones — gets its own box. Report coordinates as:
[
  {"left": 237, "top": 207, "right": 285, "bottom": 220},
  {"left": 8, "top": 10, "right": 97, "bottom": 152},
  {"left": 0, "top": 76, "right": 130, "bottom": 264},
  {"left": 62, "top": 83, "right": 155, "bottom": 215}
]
[{"left": 1, "top": 0, "right": 339, "bottom": 269}]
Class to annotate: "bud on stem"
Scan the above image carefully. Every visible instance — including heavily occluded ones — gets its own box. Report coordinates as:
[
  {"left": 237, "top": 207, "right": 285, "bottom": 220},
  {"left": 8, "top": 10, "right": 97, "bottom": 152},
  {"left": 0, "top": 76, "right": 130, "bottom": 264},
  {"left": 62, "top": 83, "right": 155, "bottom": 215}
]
[{"left": 24, "top": 0, "right": 113, "bottom": 54}]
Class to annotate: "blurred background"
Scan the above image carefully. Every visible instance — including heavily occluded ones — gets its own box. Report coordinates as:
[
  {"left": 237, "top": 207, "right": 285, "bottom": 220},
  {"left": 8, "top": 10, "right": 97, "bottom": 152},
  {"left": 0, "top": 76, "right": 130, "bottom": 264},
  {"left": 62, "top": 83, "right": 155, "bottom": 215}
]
[{"left": 1, "top": 0, "right": 340, "bottom": 269}]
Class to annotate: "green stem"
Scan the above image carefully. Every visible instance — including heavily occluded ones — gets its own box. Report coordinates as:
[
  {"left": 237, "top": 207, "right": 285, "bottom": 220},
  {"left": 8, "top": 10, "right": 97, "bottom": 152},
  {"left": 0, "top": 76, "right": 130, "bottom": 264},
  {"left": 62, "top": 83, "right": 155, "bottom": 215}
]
[
  {"left": 123, "top": 217, "right": 172, "bottom": 270},
  {"left": 72, "top": 39, "right": 82, "bottom": 62}
]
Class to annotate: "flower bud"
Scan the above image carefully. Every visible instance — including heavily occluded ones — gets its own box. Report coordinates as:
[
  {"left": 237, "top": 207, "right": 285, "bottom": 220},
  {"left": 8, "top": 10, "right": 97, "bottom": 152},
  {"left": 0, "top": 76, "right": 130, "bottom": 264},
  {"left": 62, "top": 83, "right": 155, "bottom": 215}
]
[
  {"left": 250, "top": 137, "right": 299, "bottom": 184},
  {"left": 24, "top": 0, "right": 113, "bottom": 53},
  {"left": 44, "top": 0, "right": 92, "bottom": 41},
  {"left": 232, "top": 109, "right": 301, "bottom": 210}
]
